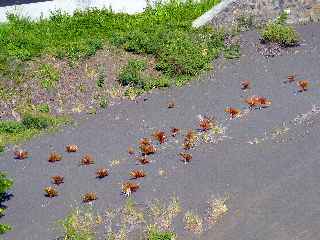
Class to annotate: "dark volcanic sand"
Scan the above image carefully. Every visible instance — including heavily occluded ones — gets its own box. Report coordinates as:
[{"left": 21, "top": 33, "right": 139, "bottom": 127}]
[
  {"left": 0, "top": 0, "right": 51, "bottom": 7},
  {"left": 1, "top": 24, "right": 320, "bottom": 240}
]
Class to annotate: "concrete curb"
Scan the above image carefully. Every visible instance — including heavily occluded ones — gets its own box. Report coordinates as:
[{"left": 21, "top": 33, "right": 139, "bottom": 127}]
[{"left": 192, "top": 0, "right": 237, "bottom": 28}]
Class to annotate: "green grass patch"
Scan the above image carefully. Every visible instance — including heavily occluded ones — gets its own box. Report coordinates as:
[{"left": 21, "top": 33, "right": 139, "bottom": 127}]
[
  {"left": 0, "top": 112, "right": 70, "bottom": 150},
  {"left": 261, "top": 13, "right": 299, "bottom": 47},
  {"left": 147, "top": 227, "right": 176, "bottom": 240},
  {"left": 36, "top": 63, "right": 60, "bottom": 90},
  {"left": 0, "top": 0, "right": 229, "bottom": 92}
]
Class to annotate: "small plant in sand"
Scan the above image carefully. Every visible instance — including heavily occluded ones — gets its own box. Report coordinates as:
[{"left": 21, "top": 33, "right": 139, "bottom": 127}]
[
  {"left": 120, "top": 198, "right": 145, "bottom": 226},
  {"left": 152, "top": 130, "right": 167, "bottom": 144},
  {"left": 240, "top": 80, "right": 251, "bottom": 90},
  {"left": 96, "top": 168, "right": 109, "bottom": 178},
  {"left": 136, "top": 156, "right": 151, "bottom": 165},
  {"left": 207, "top": 196, "right": 229, "bottom": 226},
  {"left": 51, "top": 176, "right": 64, "bottom": 185},
  {"left": 199, "top": 115, "right": 215, "bottom": 131},
  {"left": 167, "top": 101, "right": 176, "bottom": 109},
  {"left": 170, "top": 128, "right": 180, "bottom": 137},
  {"left": 58, "top": 207, "right": 99, "bottom": 240},
  {"left": 82, "top": 192, "right": 97, "bottom": 203},
  {"left": 149, "top": 197, "right": 181, "bottom": 231},
  {"left": 130, "top": 170, "right": 146, "bottom": 179},
  {"left": 183, "top": 130, "right": 197, "bottom": 150},
  {"left": 127, "top": 147, "right": 135, "bottom": 155},
  {"left": 225, "top": 107, "right": 241, "bottom": 119},
  {"left": 245, "top": 96, "right": 272, "bottom": 109},
  {"left": 48, "top": 152, "right": 62, "bottom": 162},
  {"left": 139, "top": 138, "right": 157, "bottom": 155},
  {"left": 81, "top": 154, "right": 95, "bottom": 165},
  {"left": 179, "top": 152, "right": 192, "bottom": 164},
  {"left": 147, "top": 226, "right": 176, "bottom": 240},
  {"left": 122, "top": 182, "right": 140, "bottom": 197},
  {"left": 183, "top": 210, "right": 203, "bottom": 234},
  {"left": 66, "top": 144, "right": 79, "bottom": 153},
  {"left": 44, "top": 187, "right": 59, "bottom": 198},
  {"left": 297, "top": 80, "right": 309, "bottom": 92},
  {"left": 14, "top": 149, "right": 29, "bottom": 159}
]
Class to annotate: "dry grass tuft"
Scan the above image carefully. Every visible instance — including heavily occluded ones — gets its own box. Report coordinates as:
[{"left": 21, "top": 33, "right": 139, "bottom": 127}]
[
  {"left": 207, "top": 196, "right": 229, "bottom": 226},
  {"left": 183, "top": 210, "right": 203, "bottom": 234}
]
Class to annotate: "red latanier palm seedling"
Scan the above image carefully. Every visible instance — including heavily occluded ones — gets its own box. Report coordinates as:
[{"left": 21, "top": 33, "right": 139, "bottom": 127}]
[
  {"left": 152, "top": 130, "right": 167, "bottom": 144},
  {"left": 183, "top": 130, "right": 197, "bottom": 150},
  {"left": 199, "top": 116, "right": 215, "bottom": 131},
  {"left": 66, "top": 144, "right": 79, "bottom": 153},
  {"left": 297, "top": 80, "right": 309, "bottom": 92},
  {"left": 130, "top": 170, "right": 146, "bottom": 179},
  {"left": 171, "top": 127, "right": 180, "bottom": 137},
  {"left": 82, "top": 192, "right": 97, "bottom": 203},
  {"left": 122, "top": 182, "right": 140, "bottom": 196},
  {"left": 136, "top": 156, "right": 151, "bottom": 165},
  {"left": 44, "top": 187, "right": 58, "bottom": 198},
  {"left": 14, "top": 149, "right": 29, "bottom": 159},
  {"left": 241, "top": 80, "right": 251, "bottom": 90},
  {"left": 80, "top": 154, "right": 95, "bottom": 165},
  {"left": 179, "top": 152, "right": 192, "bottom": 164},
  {"left": 48, "top": 152, "right": 62, "bottom": 162},
  {"left": 51, "top": 176, "right": 64, "bottom": 185},
  {"left": 96, "top": 168, "right": 109, "bottom": 178},
  {"left": 225, "top": 107, "right": 241, "bottom": 118}
]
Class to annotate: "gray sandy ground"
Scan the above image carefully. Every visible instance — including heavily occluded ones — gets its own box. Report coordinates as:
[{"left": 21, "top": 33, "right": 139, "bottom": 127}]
[{"left": 1, "top": 24, "right": 320, "bottom": 240}]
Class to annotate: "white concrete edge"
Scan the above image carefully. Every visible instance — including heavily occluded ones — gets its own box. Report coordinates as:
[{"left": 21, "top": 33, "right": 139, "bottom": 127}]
[{"left": 192, "top": 0, "right": 237, "bottom": 28}]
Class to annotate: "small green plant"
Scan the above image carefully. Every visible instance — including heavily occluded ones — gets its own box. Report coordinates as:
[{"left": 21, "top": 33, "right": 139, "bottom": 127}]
[
  {"left": 58, "top": 207, "right": 98, "bottom": 240},
  {"left": 96, "top": 66, "right": 106, "bottom": 88},
  {"left": 0, "top": 172, "right": 13, "bottom": 235},
  {"left": 147, "top": 227, "right": 175, "bottom": 240},
  {"left": 0, "top": 145, "right": 4, "bottom": 153},
  {"left": 261, "top": 13, "right": 299, "bottom": 46},
  {"left": 99, "top": 96, "right": 108, "bottom": 109},
  {"left": 0, "top": 223, "right": 12, "bottom": 234},
  {"left": 36, "top": 103, "right": 50, "bottom": 113},
  {"left": 22, "top": 114, "right": 51, "bottom": 129},
  {"left": 118, "top": 60, "right": 147, "bottom": 87},
  {"left": 37, "top": 63, "right": 60, "bottom": 90},
  {"left": 0, "top": 121, "right": 26, "bottom": 134}
]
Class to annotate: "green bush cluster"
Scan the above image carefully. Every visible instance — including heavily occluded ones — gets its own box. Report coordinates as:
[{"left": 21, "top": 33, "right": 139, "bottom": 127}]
[
  {"left": 147, "top": 228, "right": 175, "bottom": 240},
  {"left": 118, "top": 59, "right": 147, "bottom": 87},
  {"left": 37, "top": 63, "right": 60, "bottom": 90},
  {"left": 0, "top": 172, "right": 13, "bottom": 234},
  {"left": 261, "top": 13, "right": 299, "bottom": 47},
  {"left": 0, "top": 0, "right": 229, "bottom": 89}
]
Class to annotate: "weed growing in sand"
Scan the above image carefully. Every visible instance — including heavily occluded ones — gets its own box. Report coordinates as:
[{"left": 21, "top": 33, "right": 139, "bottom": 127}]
[
  {"left": 0, "top": 172, "right": 13, "bottom": 234},
  {"left": 207, "top": 196, "right": 229, "bottom": 226},
  {"left": 36, "top": 63, "right": 60, "bottom": 90},
  {"left": 58, "top": 207, "right": 100, "bottom": 240},
  {"left": 261, "top": 12, "right": 299, "bottom": 47},
  {"left": 183, "top": 210, "right": 203, "bottom": 234}
]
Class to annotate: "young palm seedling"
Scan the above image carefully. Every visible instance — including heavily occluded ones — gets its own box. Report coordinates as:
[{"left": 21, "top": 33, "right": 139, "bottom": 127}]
[
  {"left": 122, "top": 182, "right": 140, "bottom": 197},
  {"left": 168, "top": 101, "right": 176, "bottom": 109},
  {"left": 199, "top": 115, "right": 215, "bottom": 131},
  {"left": 96, "top": 168, "right": 109, "bottom": 178},
  {"left": 152, "top": 130, "right": 167, "bottom": 144},
  {"left": 287, "top": 74, "right": 295, "bottom": 83},
  {"left": 48, "top": 152, "right": 62, "bottom": 163},
  {"left": 44, "top": 187, "right": 58, "bottom": 198},
  {"left": 136, "top": 156, "right": 151, "bottom": 165},
  {"left": 245, "top": 96, "right": 272, "bottom": 109},
  {"left": 128, "top": 147, "right": 135, "bottom": 155},
  {"left": 179, "top": 152, "right": 192, "bottom": 164},
  {"left": 225, "top": 107, "right": 241, "bottom": 119},
  {"left": 183, "top": 130, "right": 197, "bottom": 150},
  {"left": 82, "top": 192, "right": 97, "bottom": 203},
  {"left": 139, "top": 138, "right": 156, "bottom": 155},
  {"left": 14, "top": 149, "right": 29, "bottom": 160},
  {"left": 65, "top": 144, "right": 79, "bottom": 153},
  {"left": 130, "top": 170, "right": 146, "bottom": 179},
  {"left": 171, "top": 127, "right": 180, "bottom": 137},
  {"left": 297, "top": 80, "right": 309, "bottom": 92},
  {"left": 80, "top": 154, "right": 95, "bottom": 165},
  {"left": 51, "top": 176, "right": 64, "bottom": 185},
  {"left": 241, "top": 80, "right": 251, "bottom": 90}
]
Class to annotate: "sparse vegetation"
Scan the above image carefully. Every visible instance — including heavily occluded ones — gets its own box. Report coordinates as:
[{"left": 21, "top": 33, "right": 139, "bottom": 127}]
[
  {"left": 58, "top": 207, "right": 99, "bottom": 240},
  {"left": 147, "top": 227, "right": 176, "bottom": 240},
  {"left": 183, "top": 210, "right": 203, "bottom": 234},
  {"left": 0, "top": 172, "right": 13, "bottom": 234},
  {"left": 36, "top": 63, "right": 60, "bottom": 90},
  {"left": 261, "top": 13, "right": 299, "bottom": 46}
]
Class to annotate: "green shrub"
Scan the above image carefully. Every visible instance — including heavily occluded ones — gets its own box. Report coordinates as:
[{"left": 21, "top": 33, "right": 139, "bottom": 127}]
[
  {"left": 118, "top": 59, "right": 147, "bottom": 87},
  {"left": 0, "top": 121, "right": 25, "bottom": 134},
  {"left": 147, "top": 228, "right": 175, "bottom": 240},
  {"left": 261, "top": 14, "right": 299, "bottom": 47},
  {"left": 37, "top": 63, "right": 60, "bottom": 90},
  {"left": 99, "top": 96, "right": 108, "bottom": 109},
  {"left": 0, "top": 145, "right": 4, "bottom": 153},
  {"left": 22, "top": 114, "right": 51, "bottom": 129},
  {"left": 0, "top": 224, "right": 12, "bottom": 234},
  {"left": 36, "top": 103, "right": 50, "bottom": 113},
  {"left": 0, "top": 172, "right": 13, "bottom": 235},
  {"left": 58, "top": 207, "right": 97, "bottom": 240}
]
